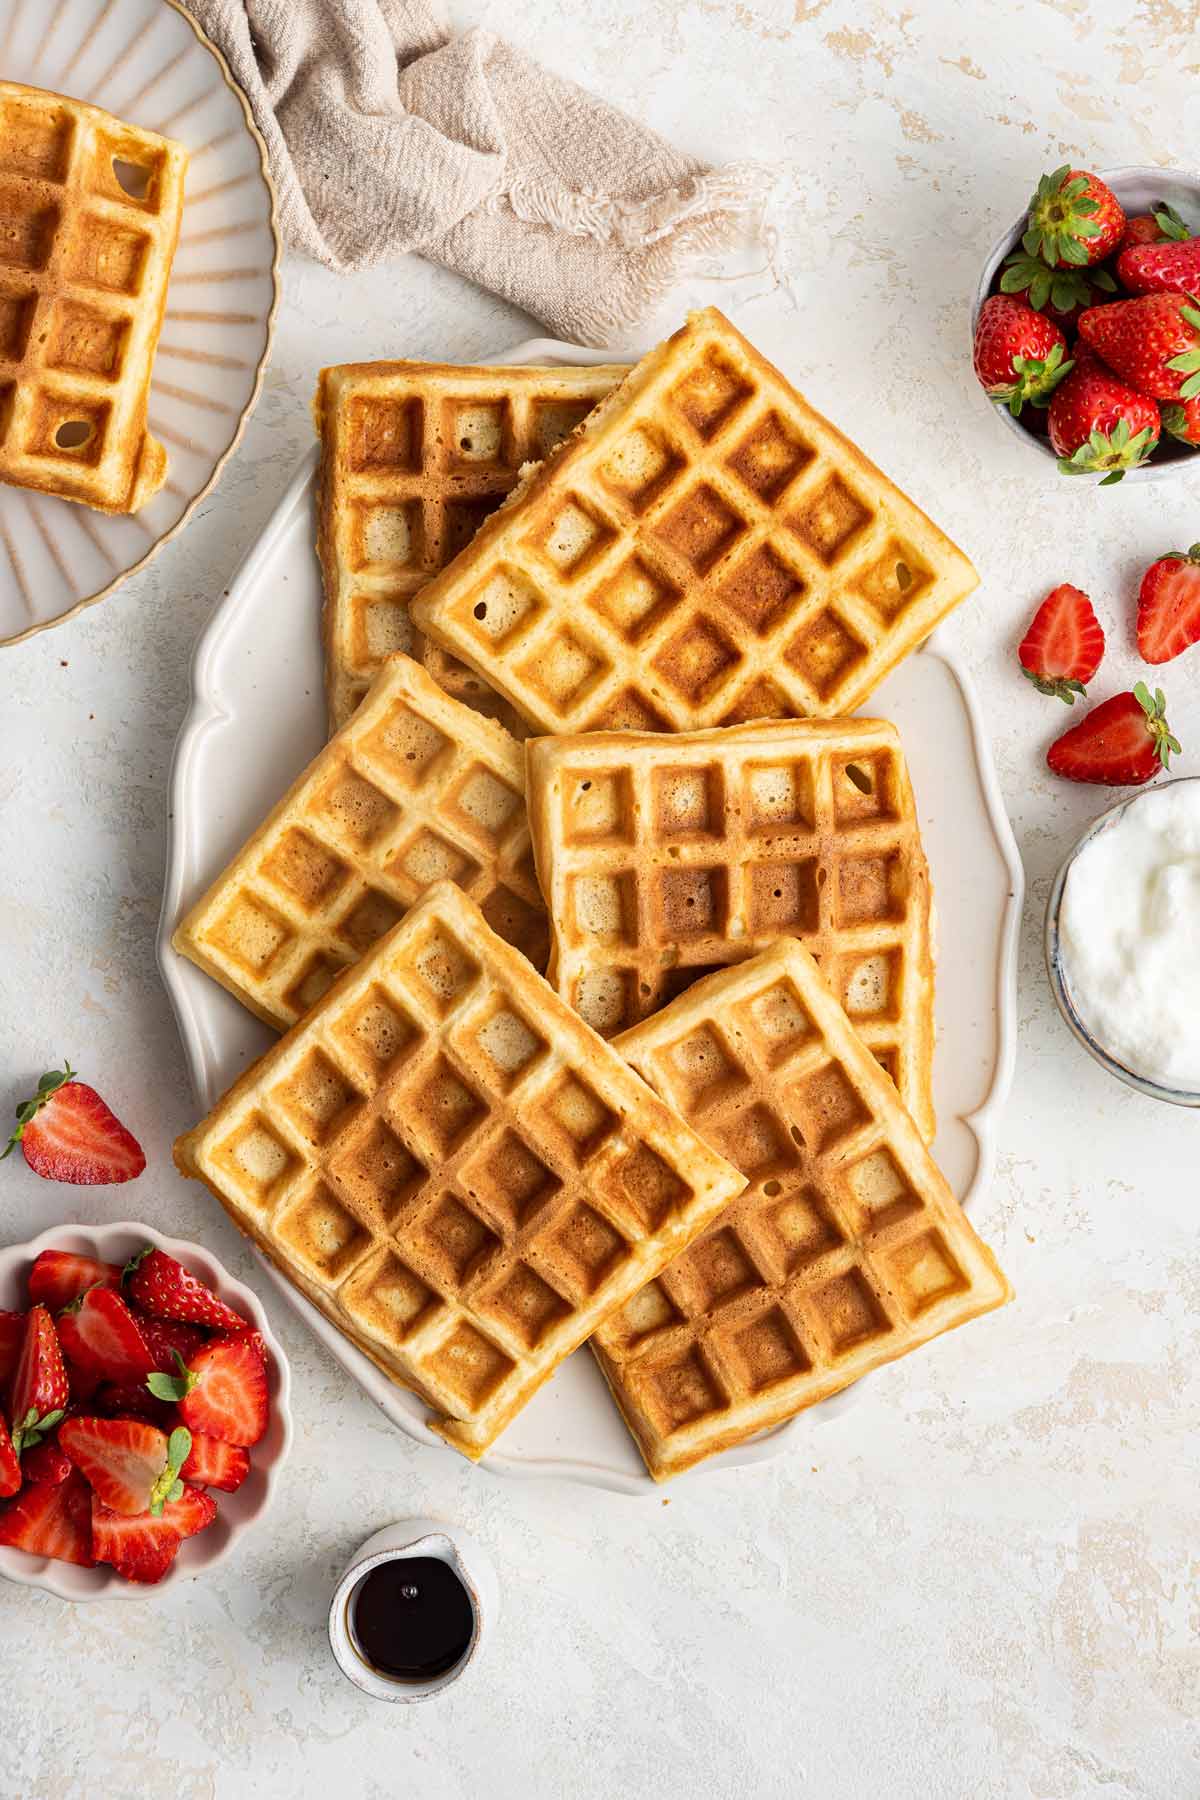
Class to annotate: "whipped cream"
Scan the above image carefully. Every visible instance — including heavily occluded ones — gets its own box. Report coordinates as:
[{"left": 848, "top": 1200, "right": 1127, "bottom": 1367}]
[{"left": 1059, "top": 780, "right": 1200, "bottom": 1090}]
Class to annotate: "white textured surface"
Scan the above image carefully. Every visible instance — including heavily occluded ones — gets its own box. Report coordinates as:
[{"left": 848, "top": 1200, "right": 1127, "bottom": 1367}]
[{"left": 1, "top": 2, "right": 1198, "bottom": 1795}]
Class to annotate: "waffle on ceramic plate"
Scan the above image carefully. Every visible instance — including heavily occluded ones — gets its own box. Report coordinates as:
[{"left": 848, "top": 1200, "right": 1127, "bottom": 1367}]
[
  {"left": 594, "top": 943, "right": 1011, "bottom": 1480},
  {"left": 173, "top": 654, "right": 547, "bottom": 1031},
  {"left": 314, "top": 360, "right": 627, "bottom": 732},
  {"left": 410, "top": 307, "right": 978, "bottom": 734},
  {"left": 0, "top": 81, "right": 187, "bottom": 513},
  {"left": 174, "top": 881, "right": 746, "bottom": 1459},
  {"left": 526, "top": 715, "right": 935, "bottom": 1141}
]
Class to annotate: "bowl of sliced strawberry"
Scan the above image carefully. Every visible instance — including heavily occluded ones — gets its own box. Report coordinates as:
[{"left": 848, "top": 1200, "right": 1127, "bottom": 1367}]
[
  {"left": 973, "top": 164, "right": 1200, "bottom": 483},
  {"left": 0, "top": 1223, "right": 292, "bottom": 1599}
]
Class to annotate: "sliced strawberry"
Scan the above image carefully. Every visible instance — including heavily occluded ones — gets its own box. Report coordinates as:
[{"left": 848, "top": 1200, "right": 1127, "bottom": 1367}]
[
  {"left": 181, "top": 1432, "right": 250, "bottom": 1493},
  {"left": 133, "top": 1312, "right": 206, "bottom": 1374},
  {"left": 0, "top": 1413, "right": 20, "bottom": 1497},
  {"left": 58, "top": 1416, "right": 191, "bottom": 1517},
  {"left": 0, "top": 1470, "right": 94, "bottom": 1566},
  {"left": 96, "top": 1382, "right": 173, "bottom": 1427},
  {"left": 1018, "top": 584, "right": 1105, "bottom": 703},
  {"left": 154, "top": 1338, "right": 268, "bottom": 1448},
  {"left": 56, "top": 1287, "right": 153, "bottom": 1386},
  {"left": 125, "top": 1248, "right": 247, "bottom": 1334},
  {"left": 1136, "top": 545, "right": 1200, "bottom": 665},
  {"left": 215, "top": 1327, "right": 269, "bottom": 1367},
  {"left": 90, "top": 1496, "right": 180, "bottom": 1584},
  {"left": 20, "top": 1438, "right": 71, "bottom": 1485},
  {"left": 162, "top": 1483, "right": 218, "bottom": 1540},
  {"left": 28, "top": 1250, "right": 121, "bottom": 1312},
  {"left": 1047, "top": 683, "right": 1179, "bottom": 786},
  {"left": 9, "top": 1306, "right": 68, "bottom": 1455},
  {"left": 0, "top": 1310, "right": 25, "bottom": 1387},
  {"left": 2, "top": 1064, "right": 144, "bottom": 1185}
]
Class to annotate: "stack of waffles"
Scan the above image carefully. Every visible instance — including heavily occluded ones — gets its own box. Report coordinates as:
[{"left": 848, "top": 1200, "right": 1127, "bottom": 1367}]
[
  {"left": 0, "top": 82, "right": 187, "bottom": 513},
  {"left": 175, "top": 307, "right": 1011, "bottom": 1478}
]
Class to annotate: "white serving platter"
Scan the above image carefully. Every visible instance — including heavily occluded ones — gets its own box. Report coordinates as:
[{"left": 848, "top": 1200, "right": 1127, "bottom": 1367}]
[
  {"left": 0, "top": 0, "right": 278, "bottom": 644},
  {"left": 158, "top": 337, "right": 1023, "bottom": 1495}
]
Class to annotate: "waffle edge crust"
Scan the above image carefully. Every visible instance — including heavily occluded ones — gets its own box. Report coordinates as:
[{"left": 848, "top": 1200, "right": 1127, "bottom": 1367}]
[
  {"left": 313, "top": 359, "right": 627, "bottom": 734},
  {"left": 0, "top": 81, "right": 187, "bottom": 513},
  {"left": 411, "top": 306, "right": 979, "bottom": 734},
  {"left": 593, "top": 942, "right": 1011, "bottom": 1481},
  {"left": 526, "top": 715, "right": 936, "bottom": 1142},
  {"left": 174, "top": 881, "right": 746, "bottom": 1459}
]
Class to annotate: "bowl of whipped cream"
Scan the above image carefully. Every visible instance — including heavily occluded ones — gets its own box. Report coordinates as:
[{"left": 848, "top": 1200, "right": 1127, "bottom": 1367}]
[{"left": 1046, "top": 777, "right": 1200, "bottom": 1104}]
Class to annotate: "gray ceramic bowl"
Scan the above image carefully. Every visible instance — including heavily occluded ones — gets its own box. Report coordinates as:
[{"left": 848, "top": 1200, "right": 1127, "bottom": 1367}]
[
  {"left": 1045, "top": 777, "right": 1200, "bottom": 1106},
  {"left": 973, "top": 164, "right": 1200, "bottom": 484}
]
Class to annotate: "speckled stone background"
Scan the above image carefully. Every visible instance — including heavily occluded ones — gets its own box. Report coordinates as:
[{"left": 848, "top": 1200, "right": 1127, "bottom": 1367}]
[{"left": 2, "top": 2, "right": 1199, "bottom": 1795}]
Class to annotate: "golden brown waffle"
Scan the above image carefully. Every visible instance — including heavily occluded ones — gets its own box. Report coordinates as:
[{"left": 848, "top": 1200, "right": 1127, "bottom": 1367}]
[
  {"left": 0, "top": 81, "right": 187, "bottom": 513},
  {"left": 175, "top": 881, "right": 746, "bottom": 1458},
  {"left": 594, "top": 942, "right": 1010, "bottom": 1480},
  {"left": 314, "top": 360, "right": 627, "bottom": 732},
  {"left": 173, "top": 655, "right": 548, "bottom": 1031},
  {"left": 526, "top": 715, "right": 935, "bottom": 1141},
  {"left": 410, "top": 307, "right": 978, "bottom": 734}
]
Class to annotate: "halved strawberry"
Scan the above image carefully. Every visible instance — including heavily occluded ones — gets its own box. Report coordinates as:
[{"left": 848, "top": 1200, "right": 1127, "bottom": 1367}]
[
  {"left": 133, "top": 1312, "right": 206, "bottom": 1374},
  {"left": 58, "top": 1417, "right": 191, "bottom": 1517},
  {"left": 0, "top": 1470, "right": 94, "bottom": 1566},
  {"left": 57, "top": 1287, "right": 153, "bottom": 1386},
  {"left": 0, "top": 1413, "right": 20, "bottom": 1497},
  {"left": 21, "top": 1438, "right": 71, "bottom": 1485},
  {"left": 28, "top": 1249, "right": 122, "bottom": 1312},
  {"left": 1018, "top": 584, "right": 1105, "bottom": 703},
  {"left": 1047, "top": 683, "right": 1179, "bottom": 785},
  {"left": 2, "top": 1064, "right": 144, "bottom": 1185},
  {"left": 1136, "top": 544, "right": 1200, "bottom": 665},
  {"left": 124, "top": 1248, "right": 247, "bottom": 1334},
  {"left": 181, "top": 1432, "right": 250, "bottom": 1493},
  {"left": 10, "top": 1306, "right": 68, "bottom": 1455},
  {"left": 152, "top": 1339, "right": 267, "bottom": 1448},
  {"left": 215, "top": 1327, "right": 269, "bottom": 1367},
  {"left": 90, "top": 1482, "right": 216, "bottom": 1584},
  {"left": 0, "top": 1310, "right": 25, "bottom": 1386}
]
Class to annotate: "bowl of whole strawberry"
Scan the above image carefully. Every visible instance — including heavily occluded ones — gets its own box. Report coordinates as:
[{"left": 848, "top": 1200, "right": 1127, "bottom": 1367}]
[
  {"left": 973, "top": 165, "right": 1200, "bottom": 483},
  {"left": 0, "top": 1221, "right": 292, "bottom": 1599}
]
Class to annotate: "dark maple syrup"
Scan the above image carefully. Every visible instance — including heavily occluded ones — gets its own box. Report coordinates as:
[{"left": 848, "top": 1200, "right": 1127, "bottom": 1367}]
[{"left": 348, "top": 1556, "right": 475, "bottom": 1683}]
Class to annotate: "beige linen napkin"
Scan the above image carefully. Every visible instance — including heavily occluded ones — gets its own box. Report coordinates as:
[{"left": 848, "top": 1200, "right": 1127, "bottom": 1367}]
[{"left": 186, "top": 0, "right": 771, "bottom": 344}]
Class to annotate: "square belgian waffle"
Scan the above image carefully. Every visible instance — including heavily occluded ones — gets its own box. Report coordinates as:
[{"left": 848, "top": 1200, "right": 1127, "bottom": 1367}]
[
  {"left": 593, "top": 943, "right": 1011, "bottom": 1480},
  {"left": 411, "top": 307, "right": 978, "bottom": 734},
  {"left": 0, "top": 81, "right": 187, "bottom": 513},
  {"left": 314, "top": 360, "right": 626, "bottom": 733},
  {"left": 173, "top": 654, "right": 548, "bottom": 1031},
  {"left": 174, "top": 882, "right": 746, "bottom": 1459},
  {"left": 526, "top": 715, "right": 935, "bottom": 1142}
]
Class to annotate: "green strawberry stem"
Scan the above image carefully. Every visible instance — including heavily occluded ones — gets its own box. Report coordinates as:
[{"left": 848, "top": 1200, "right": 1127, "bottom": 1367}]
[
  {"left": 1057, "top": 418, "right": 1158, "bottom": 485},
  {"left": 146, "top": 1348, "right": 199, "bottom": 1405},
  {"left": 149, "top": 1425, "right": 192, "bottom": 1518},
  {"left": 1133, "top": 682, "right": 1181, "bottom": 770}
]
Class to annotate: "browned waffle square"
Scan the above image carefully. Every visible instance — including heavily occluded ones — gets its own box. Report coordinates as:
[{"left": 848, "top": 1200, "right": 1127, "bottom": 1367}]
[
  {"left": 411, "top": 307, "right": 978, "bottom": 734},
  {"left": 314, "top": 360, "right": 626, "bottom": 732},
  {"left": 174, "top": 882, "right": 746, "bottom": 1459},
  {"left": 173, "top": 654, "right": 548, "bottom": 1030},
  {"left": 526, "top": 716, "right": 935, "bottom": 1141},
  {"left": 594, "top": 943, "right": 1011, "bottom": 1480},
  {"left": 0, "top": 81, "right": 187, "bottom": 512}
]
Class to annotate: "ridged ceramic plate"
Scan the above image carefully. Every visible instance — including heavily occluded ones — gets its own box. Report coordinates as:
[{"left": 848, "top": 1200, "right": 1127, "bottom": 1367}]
[
  {"left": 0, "top": 0, "right": 278, "bottom": 644},
  {"left": 158, "top": 338, "right": 1024, "bottom": 1495}
]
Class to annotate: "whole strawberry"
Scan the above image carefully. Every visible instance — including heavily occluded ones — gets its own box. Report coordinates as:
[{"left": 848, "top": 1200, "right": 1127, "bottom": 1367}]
[
  {"left": 1048, "top": 351, "right": 1161, "bottom": 482},
  {"left": 1119, "top": 203, "right": 1189, "bottom": 255},
  {"left": 2, "top": 1063, "right": 144, "bottom": 1185},
  {"left": 1018, "top": 584, "right": 1105, "bottom": 703},
  {"left": 973, "top": 295, "right": 1072, "bottom": 416},
  {"left": 1047, "top": 683, "right": 1179, "bottom": 786},
  {"left": 1078, "top": 294, "right": 1200, "bottom": 401},
  {"left": 1137, "top": 544, "right": 1200, "bottom": 665},
  {"left": 1162, "top": 396, "right": 1200, "bottom": 444},
  {"left": 1025, "top": 167, "right": 1125, "bottom": 268},
  {"left": 124, "top": 1247, "right": 248, "bottom": 1335},
  {"left": 1115, "top": 238, "right": 1200, "bottom": 297}
]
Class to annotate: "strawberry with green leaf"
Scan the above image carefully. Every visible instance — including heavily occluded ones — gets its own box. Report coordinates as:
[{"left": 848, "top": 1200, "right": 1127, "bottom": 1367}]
[
  {"left": 1162, "top": 396, "right": 1200, "bottom": 445},
  {"left": 1048, "top": 350, "right": 1161, "bottom": 483},
  {"left": 150, "top": 1339, "right": 268, "bottom": 1448},
  {"left": 58, "top": 1417, "right": 192, "bottom": 1518},
  {"left": 1078, "top": 294, "right": 1200, "bottom": 401},
  {"left": 2, "top": 1063, "right": 144, "bottom": 1185},
  {"left": 1047, "top": 683, "right": 1179, "bottom": 786},
  {"left": 973, "top": 295, "right": 1073, "bottom": 416},
  {"left": 9, "top": 1306, "right": 68, "bottom": 1456},
  {"left": 1115, "top": 239, "right": 1200, "bottom": 298},
  {"left": 1119, "top": 203, "right": 1189, "bottom": 252},
  {"left": 1018, "top": 584, "right": 1105, "bottom": 703},
  {"left": 1137, "top": 544, "right": 1200, "bottom": 665}
]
